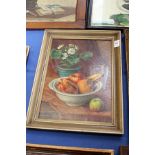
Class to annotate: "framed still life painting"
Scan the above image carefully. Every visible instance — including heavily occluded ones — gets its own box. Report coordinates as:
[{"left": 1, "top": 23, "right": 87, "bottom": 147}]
[
  {"left": 26, "top": 0, "right": 86, "bottom": 29},
  {"left": 26, "top": 144, "right": 114, "bottom": 155},
  {"left": 26, "top": 30, "right": 124, "bottom": 134},
  {"left": 87, "top": 0, "right": 129, "bottom": 29}
]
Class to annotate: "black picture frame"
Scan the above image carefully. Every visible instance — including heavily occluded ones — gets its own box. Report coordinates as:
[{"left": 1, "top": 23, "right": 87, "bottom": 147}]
[{"left": 87, "top": 0, "right": 129, "bottom": 30}]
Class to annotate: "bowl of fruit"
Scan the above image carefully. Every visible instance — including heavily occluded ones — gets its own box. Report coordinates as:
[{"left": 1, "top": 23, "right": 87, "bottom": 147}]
[{"left": 48, "top": 73, "right": 103, "bottom": 106}]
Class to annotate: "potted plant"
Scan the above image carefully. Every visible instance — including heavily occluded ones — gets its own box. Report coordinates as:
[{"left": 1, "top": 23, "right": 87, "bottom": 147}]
[{"left": 51, "top": 44, "right": 93, "bottom": 77}]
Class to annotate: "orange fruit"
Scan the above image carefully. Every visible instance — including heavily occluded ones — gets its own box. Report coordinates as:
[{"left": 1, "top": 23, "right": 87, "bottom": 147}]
[{"left": 77, "top": 79, "right": 91, "bottom": 94}]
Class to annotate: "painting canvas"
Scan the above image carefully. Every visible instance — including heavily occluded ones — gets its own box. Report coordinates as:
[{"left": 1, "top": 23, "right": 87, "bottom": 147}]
[
  {"left": 26, "top": 30, "right": 123, "bottom": 134},
  {"left": 41, "top": 39, "right": 112, "bottom": 123},
  {"left": 27, "top": 0, "right": 77, "bottom": 22},
  {"left": 89, "top": 0, "right": 129, "bottom": 28}
]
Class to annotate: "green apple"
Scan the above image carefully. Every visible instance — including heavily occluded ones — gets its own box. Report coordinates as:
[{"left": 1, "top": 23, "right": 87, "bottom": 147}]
[{"left": 89, "top": 98, "right": 103, "bottom": 111}]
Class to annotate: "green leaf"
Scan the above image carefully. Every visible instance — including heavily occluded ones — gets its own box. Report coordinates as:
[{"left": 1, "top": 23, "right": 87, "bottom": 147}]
[
  {"left": 51, "top": 49, "right": 62, "bottom": 59},
  {"left": 66, "top": 55, "right": 80, "bottom": 66},
  {"left": 79, "top": 52, "right": 93, "bottom": 61},
  {"left": 120, "top": 21, "right": 129, "bottom": 26},
  {"left": 110, "top": 14, "right": 129, "bottom": 25},
  {"left": 60, "top": 60, "right": 71, "bottom": 68}
]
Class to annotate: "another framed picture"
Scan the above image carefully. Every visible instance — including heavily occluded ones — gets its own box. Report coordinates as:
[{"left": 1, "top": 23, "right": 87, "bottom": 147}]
[
  {"left": 87, "top": 0, "right": 129, "bottom": 29},
  {"left": 26, "top": 46, "right": 30, "bottom": 59},
  {"left": 124, "top": 29, "right": 129, "bottom": 80},
  {"left": 26, "top": 144, "right": 114, "bottom": 155},
  {"left": 26, "top": 0, "right": 86, "bottom": 29},
  {"left": 26, "top": 30, "right": 124, "bottom": 134},
  {"left": 120, "top": 146, "right": 129, "bottom": 155}
]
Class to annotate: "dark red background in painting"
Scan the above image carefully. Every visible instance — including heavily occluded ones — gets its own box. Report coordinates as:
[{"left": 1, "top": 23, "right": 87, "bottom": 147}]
[{"left": 40, "top": 39, "right": 112, "bottom": 123}]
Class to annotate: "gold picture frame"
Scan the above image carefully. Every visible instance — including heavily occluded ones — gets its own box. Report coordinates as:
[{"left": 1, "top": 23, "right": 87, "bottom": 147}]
[
  {"left": 26, "top": 144, "right": 114, "bottom": 155},
  {"left": 26, "top": 30, "right": 124, "bottom": 134}
]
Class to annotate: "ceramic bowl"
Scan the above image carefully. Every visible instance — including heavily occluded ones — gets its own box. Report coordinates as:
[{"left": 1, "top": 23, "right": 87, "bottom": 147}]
[{"left": 48, "top": 78, "right": 103, "bottom": 106}]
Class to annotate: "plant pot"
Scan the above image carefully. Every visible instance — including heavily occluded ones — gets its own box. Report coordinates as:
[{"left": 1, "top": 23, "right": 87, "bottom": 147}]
[{"left": 56, "top": 65, "right": 81, "bottom": 77}]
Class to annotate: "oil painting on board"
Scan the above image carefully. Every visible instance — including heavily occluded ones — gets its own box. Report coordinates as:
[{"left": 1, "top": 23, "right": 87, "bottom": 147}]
[
  {"left": 27, "top": 30, "right": 123, "bottom": 134},
  {"left": 26, "top": 0, "right": 77, "bottom": 22},
  {"left": 41, "top": 39, "right": 111, "bottom": 123}
]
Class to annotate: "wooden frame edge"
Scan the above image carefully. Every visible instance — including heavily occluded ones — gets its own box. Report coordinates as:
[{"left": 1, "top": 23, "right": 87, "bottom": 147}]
[
  {"left": 26, "top": 143, "right": 114, "bottom": 154},
  {"left": 26, "top": 0, "right": 87, "bottom": 29},
  {"left": 120, "top": 146, "right": 129, "bottom": 155}
]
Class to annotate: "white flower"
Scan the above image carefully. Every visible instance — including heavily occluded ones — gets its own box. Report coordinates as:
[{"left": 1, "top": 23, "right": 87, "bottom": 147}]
[
  {"left": 68, "top": 44, "right": 74, "bottom": 48},
  {"left": 57, "top": 44, "right": 64, "bottom": 50},
  {"left": 61, "top": 53, "right": 68, "bottom": 60},
  {"left": 74, "top": 45, "right": 79, "bottom": 50},
  {"left": 67, "top": 48, "right": 76, "bottom": 55},
  {"left": 68, "top": 44, "right": 79, "bottom": 51}
]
